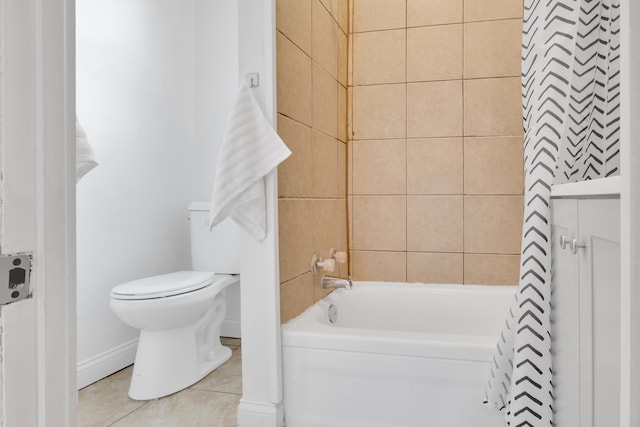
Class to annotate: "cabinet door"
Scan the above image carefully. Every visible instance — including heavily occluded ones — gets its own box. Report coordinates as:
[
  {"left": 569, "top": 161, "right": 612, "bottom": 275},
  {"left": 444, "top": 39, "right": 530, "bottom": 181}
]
[
  {"left": 551, "top": 197, "right": 621, "bottom": 427},
  {"left": 578, "top": 198, "right": 621, "bottom": 427},
  {"left": 550, "top": 199, "right": 581, "bottom": 427}
]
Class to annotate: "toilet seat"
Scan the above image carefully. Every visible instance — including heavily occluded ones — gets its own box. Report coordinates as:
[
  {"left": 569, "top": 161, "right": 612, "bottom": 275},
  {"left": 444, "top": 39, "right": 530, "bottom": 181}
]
[{"left": 111, "top": 271, "right": 215, "bottom": 300}]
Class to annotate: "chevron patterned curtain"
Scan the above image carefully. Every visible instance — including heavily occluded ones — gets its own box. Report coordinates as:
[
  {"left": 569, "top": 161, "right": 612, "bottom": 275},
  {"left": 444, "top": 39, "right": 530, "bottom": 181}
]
[{"left": 483, "top": 0, "right": 621, "bottom": 425}]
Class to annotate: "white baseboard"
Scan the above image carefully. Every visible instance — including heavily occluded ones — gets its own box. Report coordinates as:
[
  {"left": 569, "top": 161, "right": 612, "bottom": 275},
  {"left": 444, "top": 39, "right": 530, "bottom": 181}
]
[
  {"left": 237, "top": 399, "right": 284, "bottom": 427},
  {"left": 78, "top": 321, "right": 238, "bottom": 390},
  {"left": 77, "top": 338, "right": 138, "bottom": 389},
  {"left": 221, "top": 319, "right": 241, "bottom": 338}
]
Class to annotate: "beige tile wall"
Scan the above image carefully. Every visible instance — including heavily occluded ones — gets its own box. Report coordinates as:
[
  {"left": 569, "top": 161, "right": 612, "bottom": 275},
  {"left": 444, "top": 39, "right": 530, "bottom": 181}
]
[
  {"left": 350, "top": 0, "right": 525, "bottom": 285},
  {"left": 277, "top": 0, "right": 525, "bottom": 311},
  {"left": 277, "top": 0, "right": 349, "bottom": 323}
]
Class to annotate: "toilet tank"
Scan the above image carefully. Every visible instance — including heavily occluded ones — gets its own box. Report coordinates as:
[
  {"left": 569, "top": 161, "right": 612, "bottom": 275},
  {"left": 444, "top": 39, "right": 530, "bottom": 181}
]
[{"left": 188, "top": 202, "right": 241, "bottom": 274}]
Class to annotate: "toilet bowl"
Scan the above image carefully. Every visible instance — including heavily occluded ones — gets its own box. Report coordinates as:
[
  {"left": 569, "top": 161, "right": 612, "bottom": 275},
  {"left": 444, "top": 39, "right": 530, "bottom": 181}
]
[
  {"left": 109, "top": 203, "right": 242, "bottom": 400},
  {"left": 110, "top": 271, "right": 239, "bottom": 400}
]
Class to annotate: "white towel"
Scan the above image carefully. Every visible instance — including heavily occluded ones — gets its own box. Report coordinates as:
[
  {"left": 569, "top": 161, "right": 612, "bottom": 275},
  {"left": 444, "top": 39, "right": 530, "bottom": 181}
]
[
  {"left": 209, "top": 83, "right": 291, "bottom": 241},
  {"left": 76, "top": 117, "right": 98, "bottom": 183}
]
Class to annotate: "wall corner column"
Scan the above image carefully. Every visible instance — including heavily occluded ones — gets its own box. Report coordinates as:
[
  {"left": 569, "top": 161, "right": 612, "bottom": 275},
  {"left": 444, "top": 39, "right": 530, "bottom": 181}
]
[{"left": 236, "top": 0, "right": 285, "bottom": 426}]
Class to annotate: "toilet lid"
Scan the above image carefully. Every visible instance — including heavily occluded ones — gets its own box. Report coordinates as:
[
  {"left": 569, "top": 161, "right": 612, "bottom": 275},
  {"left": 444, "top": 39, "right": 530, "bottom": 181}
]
[{"left": 111, "top": 271, "right": 215, "bottom": 300}]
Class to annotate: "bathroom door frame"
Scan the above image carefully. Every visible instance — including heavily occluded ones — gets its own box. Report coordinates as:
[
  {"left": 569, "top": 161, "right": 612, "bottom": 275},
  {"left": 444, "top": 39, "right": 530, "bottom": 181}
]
[
  {"left": 234, "top": 1, "right": 286, "bottom": 425},
  {"left": 620, "top": 1, "right": 640, "bottom": 426},
  {"left": 0, "top": 0, "right": 77, "bottom": 425}
]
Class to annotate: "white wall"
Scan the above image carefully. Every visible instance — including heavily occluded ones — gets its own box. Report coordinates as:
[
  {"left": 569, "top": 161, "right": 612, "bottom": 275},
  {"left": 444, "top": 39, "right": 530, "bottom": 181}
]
[
  {"left": 76, "top": 0, "right": 243, "bottom": 388},
  {"left": 193, "top": 0, "right": 241, "bottom": 337},
  {"left": 192, "top": 0, "right": 239, "bottom": 201},
  {"left": 76, "top": 0, "right": 196, "bottom": 387}
]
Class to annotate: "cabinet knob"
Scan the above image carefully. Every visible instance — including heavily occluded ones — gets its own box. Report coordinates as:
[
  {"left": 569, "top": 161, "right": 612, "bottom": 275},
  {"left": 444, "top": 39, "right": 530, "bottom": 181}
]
[
  {"left": 570, "top": 239, "right": 586, "bottom": 255},
  {"left": 560, "top": 235, "right": 569, "bottom": 249}
]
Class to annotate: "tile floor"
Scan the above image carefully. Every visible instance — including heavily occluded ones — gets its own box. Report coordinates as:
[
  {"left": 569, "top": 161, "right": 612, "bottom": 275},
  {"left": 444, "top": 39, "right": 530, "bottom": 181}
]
[{"left": 78, "top": 338, "right": 242, "bottom": 427}]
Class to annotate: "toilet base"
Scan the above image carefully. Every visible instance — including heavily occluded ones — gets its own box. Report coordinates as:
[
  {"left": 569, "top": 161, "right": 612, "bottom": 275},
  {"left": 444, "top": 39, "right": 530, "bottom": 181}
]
[{"left": 127, "top": 293, "right": 231, "bottom": 400}]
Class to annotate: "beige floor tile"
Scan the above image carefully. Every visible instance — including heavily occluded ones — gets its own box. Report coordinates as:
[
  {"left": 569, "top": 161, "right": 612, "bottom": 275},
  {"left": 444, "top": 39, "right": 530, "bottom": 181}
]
[
  {"left": 191, "top": 346, "right": 243, "bottom": 395},
  {"left": 79, "top": 342, "right": 244, "bottom": 427},
  {"left": 220, "top": 337, "right": 241, "bottom": 347},
  {"left": 111, "top": 389, "right": 240, "bottom": 427},
  {"left": 78, "top": 366, "right": 143, "bottom": 427}
]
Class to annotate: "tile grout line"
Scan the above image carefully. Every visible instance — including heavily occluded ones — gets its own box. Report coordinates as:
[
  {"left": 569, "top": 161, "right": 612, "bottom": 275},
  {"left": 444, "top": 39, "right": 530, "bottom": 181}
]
[
  {"left": 107, "top": 401, "right": 150, "bottom": 427},
  {"left": 351, "top": 16, "right": 522, "bottom": 34},
  {"left": 186, "top": 388, "right": 243, "bottom": 397},
  {"left": 405, "top": 0, "right": 408, "bottom": 281},
  {"left": 461, "top": 0, "right": 466, "bottom": 285}
]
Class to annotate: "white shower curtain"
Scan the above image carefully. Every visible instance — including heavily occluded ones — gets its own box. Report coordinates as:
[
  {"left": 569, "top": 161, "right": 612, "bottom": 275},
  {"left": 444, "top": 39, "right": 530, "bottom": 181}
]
[{"left": 484, "top": 0, "right": 620, "bottom": 425}]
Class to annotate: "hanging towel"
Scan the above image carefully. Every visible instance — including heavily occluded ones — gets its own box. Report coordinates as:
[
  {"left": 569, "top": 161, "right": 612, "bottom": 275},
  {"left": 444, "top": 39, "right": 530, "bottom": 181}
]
[
  {"left": 209, "top": 82, "right": 291, "bottom": 241},
  {"left": 76, "top": 117, "right": 98, "bottom": 183}
]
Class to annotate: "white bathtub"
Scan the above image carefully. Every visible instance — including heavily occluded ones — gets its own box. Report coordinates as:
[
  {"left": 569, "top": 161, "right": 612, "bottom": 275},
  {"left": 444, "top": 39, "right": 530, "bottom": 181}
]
[{"left": 282, "top": 281, "right": 516, "bottom": 427}]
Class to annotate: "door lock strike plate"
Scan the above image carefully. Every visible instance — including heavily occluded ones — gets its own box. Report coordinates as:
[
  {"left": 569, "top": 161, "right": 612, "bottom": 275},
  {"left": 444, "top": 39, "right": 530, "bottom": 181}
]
[{"left": 0, "top": 253, "right": 32, "bottom": 305}]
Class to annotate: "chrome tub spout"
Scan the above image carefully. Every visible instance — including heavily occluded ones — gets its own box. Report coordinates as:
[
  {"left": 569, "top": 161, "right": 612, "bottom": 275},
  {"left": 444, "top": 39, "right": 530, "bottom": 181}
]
[{"left": 321, "top": 275, "right": 353, "bottom": 291}]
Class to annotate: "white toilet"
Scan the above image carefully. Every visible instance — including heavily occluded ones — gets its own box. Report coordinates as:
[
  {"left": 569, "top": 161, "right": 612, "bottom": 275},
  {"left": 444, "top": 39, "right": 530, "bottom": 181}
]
[{"left": 110, "top": 203, "right": 241, "bottom": 400}]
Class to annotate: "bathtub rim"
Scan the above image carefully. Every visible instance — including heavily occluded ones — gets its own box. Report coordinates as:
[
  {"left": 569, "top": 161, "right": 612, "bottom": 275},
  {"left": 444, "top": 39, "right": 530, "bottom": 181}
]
[{"left": 282, "top": 281, "right": 516, "bottom": 362}]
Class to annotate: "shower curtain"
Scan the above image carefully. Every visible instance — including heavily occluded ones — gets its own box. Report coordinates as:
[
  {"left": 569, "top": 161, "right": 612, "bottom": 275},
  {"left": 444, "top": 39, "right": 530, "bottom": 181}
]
[{"left": 484, "top": 0, "right": 620, "bottom": 425}]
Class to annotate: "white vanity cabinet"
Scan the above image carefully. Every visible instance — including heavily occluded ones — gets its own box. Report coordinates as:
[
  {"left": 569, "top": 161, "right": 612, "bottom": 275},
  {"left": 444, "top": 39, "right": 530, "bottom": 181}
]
[{"left": 550, "top": 196, "right": 620, "bottom": 427}]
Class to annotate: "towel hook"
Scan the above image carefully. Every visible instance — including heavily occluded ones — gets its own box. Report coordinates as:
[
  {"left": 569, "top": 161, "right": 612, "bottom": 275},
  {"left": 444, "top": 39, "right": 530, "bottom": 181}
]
[{"left": 246, "top": 72, "right": 260, "bottom": 88}]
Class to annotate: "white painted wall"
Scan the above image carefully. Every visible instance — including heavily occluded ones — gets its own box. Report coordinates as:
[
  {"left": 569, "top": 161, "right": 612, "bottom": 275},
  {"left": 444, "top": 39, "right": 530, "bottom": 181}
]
[
  {"left": 192, "top": 0, "right": 239, "bottom": 201},
  {"left": 76, "top": 0, "right": 196, "bottom": 387},
  {"left": 193, "top": 0, "right": 241, "bottom": 338},
  {"left": 76, "top": 0, "right": 243, "bottom": 388}
]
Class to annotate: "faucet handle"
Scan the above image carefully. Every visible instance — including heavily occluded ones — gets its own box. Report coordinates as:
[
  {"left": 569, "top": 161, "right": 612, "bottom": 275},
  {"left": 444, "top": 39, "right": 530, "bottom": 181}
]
[
  {"left": 334, "top": 251, "right": 348, "bottom": 264},
  {"left": 323, "top": 258, "right": 336, "bottom": 272},
  {"left": 311, "top": 254, "right": 336, "bottom": 275}
]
